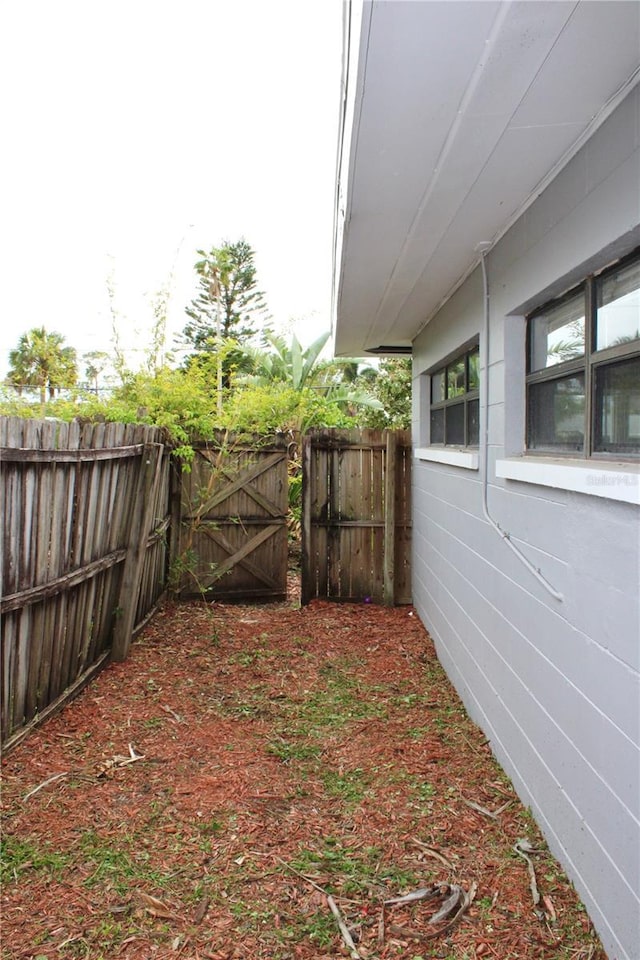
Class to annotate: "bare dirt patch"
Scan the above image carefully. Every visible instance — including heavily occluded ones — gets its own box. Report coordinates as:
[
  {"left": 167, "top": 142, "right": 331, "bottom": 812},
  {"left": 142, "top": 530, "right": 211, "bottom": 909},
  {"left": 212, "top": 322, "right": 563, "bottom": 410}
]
[{"left": 1, "top": 593, "right": 604, "bottom": 959}]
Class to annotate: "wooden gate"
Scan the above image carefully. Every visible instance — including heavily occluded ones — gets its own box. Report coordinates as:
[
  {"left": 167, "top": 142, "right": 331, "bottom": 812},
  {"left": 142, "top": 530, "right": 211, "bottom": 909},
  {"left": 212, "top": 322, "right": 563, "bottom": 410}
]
[
  {"left": 175, "top": 435, "right": 289, "bottom": 602},
  {"left": 301, "top": 428, "right": 411, "bottom": 605}
]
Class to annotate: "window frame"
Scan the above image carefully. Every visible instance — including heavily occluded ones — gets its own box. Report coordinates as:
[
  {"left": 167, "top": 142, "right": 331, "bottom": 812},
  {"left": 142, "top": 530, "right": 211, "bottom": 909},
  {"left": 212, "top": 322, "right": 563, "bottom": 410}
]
[
  {"left": 525, "top": 248, "right": 640, "bottom": 461},
  {"left": 428, "top": 340, "right": 480, "bottom": 448}
]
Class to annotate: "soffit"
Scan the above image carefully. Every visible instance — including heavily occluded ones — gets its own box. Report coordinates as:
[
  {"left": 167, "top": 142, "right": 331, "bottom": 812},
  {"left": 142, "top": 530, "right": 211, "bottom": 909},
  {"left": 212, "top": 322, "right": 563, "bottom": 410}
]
[{"left": 334, "top": 0, "right": 640, "bottom": 356}]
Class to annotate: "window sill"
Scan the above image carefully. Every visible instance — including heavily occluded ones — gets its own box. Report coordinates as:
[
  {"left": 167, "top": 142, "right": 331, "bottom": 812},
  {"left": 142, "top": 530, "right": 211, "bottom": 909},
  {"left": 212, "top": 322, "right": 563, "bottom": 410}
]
[
  {"left": 415, "top": 447, "right": 479, "bottom": 471},
  {"left": 495, "top": 457, "right": 640, "bottom": 505}
]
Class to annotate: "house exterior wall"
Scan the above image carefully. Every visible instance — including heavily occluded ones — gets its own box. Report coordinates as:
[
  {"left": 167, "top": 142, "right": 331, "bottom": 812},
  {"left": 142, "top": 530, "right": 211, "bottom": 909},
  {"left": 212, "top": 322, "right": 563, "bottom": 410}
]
[{"left": 411, "top": 86, "right": 640, "bottom": 960}]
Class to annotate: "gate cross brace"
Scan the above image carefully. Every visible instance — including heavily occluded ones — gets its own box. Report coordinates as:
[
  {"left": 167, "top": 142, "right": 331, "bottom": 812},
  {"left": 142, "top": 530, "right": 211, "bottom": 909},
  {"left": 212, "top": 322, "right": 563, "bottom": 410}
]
[
  {"left": 199, "top": 523, "right": 282, "bottom": 589},
  {"left": 195, "top": 451, "right": 284, "bottom": 517}
]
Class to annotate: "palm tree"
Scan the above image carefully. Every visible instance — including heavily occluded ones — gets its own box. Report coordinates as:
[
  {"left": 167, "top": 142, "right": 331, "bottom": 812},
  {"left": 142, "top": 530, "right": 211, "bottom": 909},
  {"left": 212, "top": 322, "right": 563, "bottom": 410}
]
[
  {"left": 8, "top": 327, "right": 78, "bottom": 405},
  {"left": 83, "top": 350, "right": 111, "bottom": 395}
]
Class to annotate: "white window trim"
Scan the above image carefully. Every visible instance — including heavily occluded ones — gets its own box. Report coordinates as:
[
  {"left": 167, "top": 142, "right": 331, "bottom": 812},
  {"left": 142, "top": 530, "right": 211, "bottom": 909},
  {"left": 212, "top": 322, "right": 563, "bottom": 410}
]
[
  {"left": 415, "top": 447, "right": 479, "bottom": 471},
  {"left": 496, "top": 457, "right": 640, "bottom": 505}
]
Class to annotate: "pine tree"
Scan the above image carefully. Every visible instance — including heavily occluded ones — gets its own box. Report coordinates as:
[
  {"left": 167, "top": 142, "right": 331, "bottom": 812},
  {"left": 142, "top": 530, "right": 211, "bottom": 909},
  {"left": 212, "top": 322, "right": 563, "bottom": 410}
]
[{"left": 181, "top": 239, "right": 269, "bottom": 352}]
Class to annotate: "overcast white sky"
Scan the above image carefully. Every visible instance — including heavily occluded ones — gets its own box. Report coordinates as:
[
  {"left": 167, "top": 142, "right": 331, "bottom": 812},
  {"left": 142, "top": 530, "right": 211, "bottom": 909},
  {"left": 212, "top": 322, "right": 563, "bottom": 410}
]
[{"left": 0, "top": 0, "right": 344, "bottom": 378}]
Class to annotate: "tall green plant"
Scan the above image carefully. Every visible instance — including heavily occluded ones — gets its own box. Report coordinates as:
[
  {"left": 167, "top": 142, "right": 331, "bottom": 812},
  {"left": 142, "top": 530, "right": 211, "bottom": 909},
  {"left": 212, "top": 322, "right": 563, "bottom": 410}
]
[
  {"left": 181, "top": 239, "right": 269, "bottom": 352},
  {"left": 241, "top": 331, "right": 330, "bottom": 391},
  {"left": 7, "top": 327, "right": 77, "bottom": 407}
]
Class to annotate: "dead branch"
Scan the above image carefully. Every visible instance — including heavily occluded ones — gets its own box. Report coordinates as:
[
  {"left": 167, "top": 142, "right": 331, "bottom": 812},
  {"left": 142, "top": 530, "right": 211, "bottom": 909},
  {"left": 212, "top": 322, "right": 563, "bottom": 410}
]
[
  {"left": 161, "top": 704, "right": 183, "bottom": 722},
  {"left": 461, "top": 796, "right": 500, "bottom": 820},
  {"left": 384, "top": 885, "right": 440, "bottom": 906},
  {"left": 23, "top": 772, "right": 68, "bottom": 801},
  {"left": 327, "top": 894, "right": 361, "bottom": 959},
  {"left": 409, "top": 838, "right": 453, "bottom": 869},
  {"left": 272, "top": 855, "right": 328, "bottom": 896},
  {"left": 428, "top": 884, "right": 464, "bottom": 924},
  {"left": 378, "top": 903, "right": 386, "bottom": 946},
  {"left": 514, "top": 839, "right": 541, "bottom": 908},
  {"left": 388, "top": 880, "right": 477, "bottom": 943}
]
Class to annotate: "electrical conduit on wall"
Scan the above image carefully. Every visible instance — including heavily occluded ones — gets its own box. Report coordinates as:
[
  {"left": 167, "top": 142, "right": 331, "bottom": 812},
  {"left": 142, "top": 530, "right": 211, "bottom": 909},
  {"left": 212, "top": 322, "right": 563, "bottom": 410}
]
[{"left": 477, "top": 244, "right": 564, "bottom": 602}]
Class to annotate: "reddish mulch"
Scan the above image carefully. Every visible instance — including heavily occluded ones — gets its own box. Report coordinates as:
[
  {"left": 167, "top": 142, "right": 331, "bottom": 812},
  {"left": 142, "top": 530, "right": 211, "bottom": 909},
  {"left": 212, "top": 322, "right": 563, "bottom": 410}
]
[{"left": 1, "top": 587, "right": 604, "bottom": 959}]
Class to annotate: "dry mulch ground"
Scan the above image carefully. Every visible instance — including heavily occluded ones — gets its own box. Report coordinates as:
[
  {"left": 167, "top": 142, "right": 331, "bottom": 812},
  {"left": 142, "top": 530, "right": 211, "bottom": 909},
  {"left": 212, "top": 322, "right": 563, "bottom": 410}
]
[{"left": 1, "top": 588, "right": 604, "bottom": 960}]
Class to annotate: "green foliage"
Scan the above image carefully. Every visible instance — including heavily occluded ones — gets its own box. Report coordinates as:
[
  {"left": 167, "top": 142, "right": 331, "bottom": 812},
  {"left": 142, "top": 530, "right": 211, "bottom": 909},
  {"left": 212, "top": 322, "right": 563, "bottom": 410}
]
[
  {"left": 241, "top": 331, "right": 330, "bottom": 390},
  {"left": 181, "top": 238, "right": 269, "bottom": 352},
  {"left": 218, "top": 382, "right": 357, "bottom": 435},
  {"left": 237, "top": 331, "right": 383, "bottom": 428},
  {"left": 361, "top": 356, "right": 412, "bottom": 429},
  {"left": 1, "top": 835, "right": 70, "bottom": 884},
  {"left": 7, "top": 326, "right": 78, "bottom": 406},
  {"left": 0, "top": 325, "right": 394, "bottom": 477}
]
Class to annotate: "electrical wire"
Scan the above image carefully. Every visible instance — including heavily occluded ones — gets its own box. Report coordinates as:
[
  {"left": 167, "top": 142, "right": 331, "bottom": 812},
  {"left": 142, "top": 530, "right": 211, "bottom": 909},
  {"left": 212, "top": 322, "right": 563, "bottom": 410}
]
[{"left": 478, "top": 248, "right": 564, "bottom": 602}]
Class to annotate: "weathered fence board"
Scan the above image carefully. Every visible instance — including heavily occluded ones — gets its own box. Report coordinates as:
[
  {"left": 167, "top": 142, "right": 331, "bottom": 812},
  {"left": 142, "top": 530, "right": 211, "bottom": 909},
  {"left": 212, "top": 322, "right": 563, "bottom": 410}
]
[
  {"left": 301, "top": 428, "right": 412, "bottom": 605},
  {"left": 175, "top": 435, "right": 289, "bottom": 602},
  {"left": 0, "top": 416, "right": 171, "bottom": 748}
]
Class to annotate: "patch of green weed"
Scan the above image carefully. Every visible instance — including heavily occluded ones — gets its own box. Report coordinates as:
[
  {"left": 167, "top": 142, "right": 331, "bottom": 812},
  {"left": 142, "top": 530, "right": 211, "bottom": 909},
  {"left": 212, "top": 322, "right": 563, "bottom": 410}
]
[
  {"left": 77, "top": 829, "right": 174, "bottom": 895},
  {"left": 321, "top": 768, "right": 368, "bottom": 806},
  {"left": 1, "top": 835, "right": 69, "bottom": 884},
  {"left": 288, "top": 839, "right": 420, "bottom": 899},
  {"left": 266, "top": 738, "right": 322, "bottom": 764}
]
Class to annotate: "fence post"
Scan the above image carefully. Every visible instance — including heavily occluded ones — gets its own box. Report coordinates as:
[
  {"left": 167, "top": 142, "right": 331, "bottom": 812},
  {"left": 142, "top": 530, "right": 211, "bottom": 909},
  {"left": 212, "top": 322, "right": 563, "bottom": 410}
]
[
  {"left": 168, "top": 456, "right": 183, "bottom": 594},
  {"left": 383, "top": 430, "right": 397, "bottom": 606},
  {"left": 300, "top": 433, "right": 313, "bottom": 606},
  {"left": 111, "top": 442, "right": 163, "bottom": 662}
]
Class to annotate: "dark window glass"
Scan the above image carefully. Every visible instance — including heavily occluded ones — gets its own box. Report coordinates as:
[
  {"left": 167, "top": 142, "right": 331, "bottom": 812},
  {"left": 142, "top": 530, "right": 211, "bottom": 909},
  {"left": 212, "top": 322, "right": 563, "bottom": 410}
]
[
  {"left": 428, "top": 344, "right": 479, "bottom": 447},
  {"left": 596, "top": 259, "right": 640, "bottom": 350},
  {"left": 528, "top": 375, "right": 585, "bottom": 452},
  {"left": 527, "top": 251, "right": 640, "bottom": 458},
  {"left": 431, "top": 369, "right": 445, "bottom": 403},
  {"left": 529, "top": 295, "right": 585, "bottom": 371},
  {"left": 446, "top": 402, "right": 465, "bottom": 445},
  {"left": 594, "top": 356, "right": 640, "bottom": 453},
  {"left": 430, "top": 408, "right": 444, "bottom": 444},
  {"left": 467, "top": 398, "right": 480, "bottom": 446},
  {"left": 447, "top": 359, "right": 465, "bottom": 398},
  {"left": 468, "top": 350, "right": 480, "bottom": 391}
]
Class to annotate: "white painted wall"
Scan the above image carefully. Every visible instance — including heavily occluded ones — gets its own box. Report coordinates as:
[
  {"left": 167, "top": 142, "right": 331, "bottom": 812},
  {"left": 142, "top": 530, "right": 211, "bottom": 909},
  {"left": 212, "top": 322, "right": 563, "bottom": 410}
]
[{"left": 412, "top": 86, "right": 640, "bottom": 960}]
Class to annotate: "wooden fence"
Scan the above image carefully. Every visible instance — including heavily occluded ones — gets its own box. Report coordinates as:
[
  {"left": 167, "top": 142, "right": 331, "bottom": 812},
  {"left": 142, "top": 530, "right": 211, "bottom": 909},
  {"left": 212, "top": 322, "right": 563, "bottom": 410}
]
[
  {"left": 1, "top": 416, "right": 171, "bottom": 749},
  {"left": 174, "top": 435, "right": 289, "bottom": 602},
  {"left": 301, "top": 428, "right": 412, "bottom": 605},
  {"left": 1, "top": 421, "right": 413, "bottom": 748}
]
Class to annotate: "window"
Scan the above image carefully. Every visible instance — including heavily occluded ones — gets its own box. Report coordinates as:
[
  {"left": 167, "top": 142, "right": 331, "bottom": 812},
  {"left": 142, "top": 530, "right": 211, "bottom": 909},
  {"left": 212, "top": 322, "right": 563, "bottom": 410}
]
[
  {"left": 429, "top": 343, "right": 479, "bottom": 446},
  {"left": 526, "top": 250, "right": 640, "bottom": 458}
]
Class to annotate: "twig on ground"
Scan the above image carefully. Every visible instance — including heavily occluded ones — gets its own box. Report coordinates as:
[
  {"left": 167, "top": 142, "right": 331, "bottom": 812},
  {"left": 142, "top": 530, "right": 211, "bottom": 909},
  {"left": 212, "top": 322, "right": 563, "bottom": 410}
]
[
  {"left": 384, "top": 885, "right": 440, "bottom": 906},
  {"left": 461, "top": 795, "right": 512, "bottom": 820},
  {"left": 95, "top": 747, "right": 145, "bottom": 778},
  {"left": 428, "top": 884, "right": 463, "bottom": 924},
  {"left": 514, "top": 839, "right": 541, "bottom": 908},
  {"left": 409, "top": 838, "right": 453, "bottom": 869},
  {"left": 161, "top": 704, "right": 183, "bottom": 722},
  {"left": 271, "top": 855, "right": 328, "bottom": 896},
  {"left": 23, "top": 772, "right": 68, "bottom": 801},
  {"left": 388, "top": 880, "right": 478, "bottom": 943},
  {"left": 378, "top": 903, "right": 386, "bottom": 946},
  {"left": 461, "top": 796, "right": 500, "bottom": 820},
  {"left": 327, "top": 894, "right": 361, "bottom": 959},
  {"left": 460, "top": 733, "right": 491, "bottom": 756},
  {"left": 543, "top": 893, "right": 557, "bottom": 922}
]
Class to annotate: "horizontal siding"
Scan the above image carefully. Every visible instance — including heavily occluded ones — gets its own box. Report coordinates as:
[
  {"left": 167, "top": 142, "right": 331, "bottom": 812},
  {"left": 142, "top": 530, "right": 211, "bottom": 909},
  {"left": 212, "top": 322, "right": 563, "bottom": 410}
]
[
  {"left": 416, "top": 577, "right": 638, "bottom": 960},
  {"left": 413, "top": 472, "right": 639, "bottom": 742},
  {"left": 412, "top": 86, "right": 640, "bottom": 960}
]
